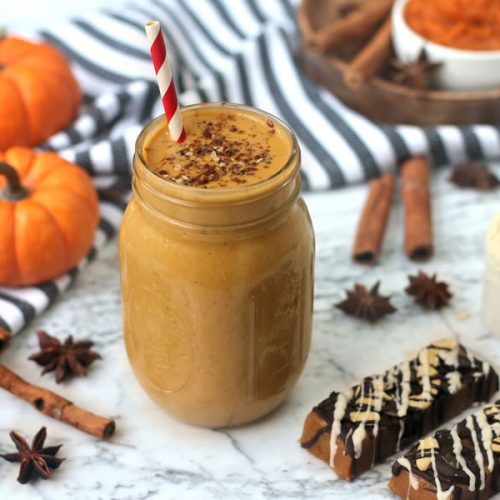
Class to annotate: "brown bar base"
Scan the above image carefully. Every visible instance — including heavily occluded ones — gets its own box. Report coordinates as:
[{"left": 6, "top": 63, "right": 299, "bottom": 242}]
[
  {"left": 301, "top": 411, "right": 382, "bottom": 481},
  {"left": 389, "top": 470, "right": 444, "bottom": 500},
  {"left": 388, "top": 471, "right": 498, "bottom": 500}
]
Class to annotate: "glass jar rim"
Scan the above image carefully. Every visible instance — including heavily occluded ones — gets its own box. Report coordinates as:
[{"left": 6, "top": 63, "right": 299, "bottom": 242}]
[{"left": 134, "top": 102, "right": 300, "bottom": 205}]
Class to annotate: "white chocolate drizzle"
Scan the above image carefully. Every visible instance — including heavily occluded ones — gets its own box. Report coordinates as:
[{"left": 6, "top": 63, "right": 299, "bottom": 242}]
[
  {"left": 450, "top": 427, "right": 476, "bottom": 491},
  {"left": 476, "top": 408, "right": 494, "bottom": 472},
  {"left": 396, "top": 457, "right": 419, "bottom": 490},
  {"left": 445, "top": 371, "right": 462, "bottom": 394},
  {"left": 329, "top": 390, "right": 350, "bottom": 467},
  {"left": 466, "top": 415, "right": 486, "bottom": 490},
  {"left": 397, "top": 361, "right": 412, "bottom": 418}
]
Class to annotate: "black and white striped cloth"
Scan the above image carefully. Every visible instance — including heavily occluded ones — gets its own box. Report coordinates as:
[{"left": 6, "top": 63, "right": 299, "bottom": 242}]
[{"left": 2, "top": 0, "right": 500, "bottom": 334}]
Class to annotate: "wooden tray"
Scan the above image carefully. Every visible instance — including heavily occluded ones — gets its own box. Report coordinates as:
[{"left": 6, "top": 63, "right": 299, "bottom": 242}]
[{"left": 298, "top": 0, "right": 500, "bottom": 126}]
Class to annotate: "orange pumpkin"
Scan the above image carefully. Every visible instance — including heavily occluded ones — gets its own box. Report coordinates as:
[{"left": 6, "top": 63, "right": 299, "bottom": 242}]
[
  {"left": 0, "top": 148, "right": 99, "bottom": 286},
  {"left": 0, "top": 36, "right": 81, "bottom": 150}
]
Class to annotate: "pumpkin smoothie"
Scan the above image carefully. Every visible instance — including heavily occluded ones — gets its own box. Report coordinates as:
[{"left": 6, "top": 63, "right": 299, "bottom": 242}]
[{"left": 120, "top": 103, "right": 314, "bottom": 428}]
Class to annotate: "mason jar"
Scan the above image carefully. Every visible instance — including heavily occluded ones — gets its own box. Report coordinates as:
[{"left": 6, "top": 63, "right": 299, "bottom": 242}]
[{"left": 120, "top": 103, "right": 315, "bottom": 428}]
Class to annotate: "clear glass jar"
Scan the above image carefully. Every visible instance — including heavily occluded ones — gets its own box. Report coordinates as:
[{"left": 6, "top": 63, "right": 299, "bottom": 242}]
[{"left": 120, "top": 103, "right": 315, "bottom": 428}]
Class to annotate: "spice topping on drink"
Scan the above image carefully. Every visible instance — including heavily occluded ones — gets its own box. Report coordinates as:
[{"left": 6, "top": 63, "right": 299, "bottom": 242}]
[{"left": 144, "top": 107, "right": 291, "bottom": 189}]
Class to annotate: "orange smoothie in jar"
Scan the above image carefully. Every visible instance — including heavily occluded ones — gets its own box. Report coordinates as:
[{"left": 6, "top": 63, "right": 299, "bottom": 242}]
[{"left": 120, "top": 103, "right": 314, "bottom": 428}]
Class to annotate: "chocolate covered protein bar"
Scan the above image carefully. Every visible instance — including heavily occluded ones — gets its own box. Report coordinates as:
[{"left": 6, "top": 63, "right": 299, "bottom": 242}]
[
  {"left": 389, "top": 401, "right": 500, "bottom": 499},
  {"left": 300, "top": 339, "right": 498, "bottom": 481}
]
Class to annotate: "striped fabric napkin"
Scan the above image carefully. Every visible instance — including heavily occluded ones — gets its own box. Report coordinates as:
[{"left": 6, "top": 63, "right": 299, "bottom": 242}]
[{"left": 2, "top": 0, "right": 499, "bottom": 334}]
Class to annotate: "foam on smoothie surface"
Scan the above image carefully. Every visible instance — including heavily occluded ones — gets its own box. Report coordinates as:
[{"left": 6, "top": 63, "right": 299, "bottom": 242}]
[{"left": 143, "top": 107, "right": 292, "bottom": 189}]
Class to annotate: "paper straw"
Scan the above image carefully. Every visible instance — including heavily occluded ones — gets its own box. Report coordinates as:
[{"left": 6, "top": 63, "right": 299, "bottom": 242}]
[{"left": 145, "top": 21, "right": 186, "bottom": 143}]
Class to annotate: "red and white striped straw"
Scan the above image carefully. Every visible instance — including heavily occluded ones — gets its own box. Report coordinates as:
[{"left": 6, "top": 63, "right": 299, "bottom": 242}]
[{"left": 145, "top": 21, "right": 186, "bottom": 143}]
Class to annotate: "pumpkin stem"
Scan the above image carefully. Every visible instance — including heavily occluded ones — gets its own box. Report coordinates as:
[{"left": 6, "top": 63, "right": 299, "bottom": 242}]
[{"left": 0, "top": 162, "right": 28, "bottom": 201}]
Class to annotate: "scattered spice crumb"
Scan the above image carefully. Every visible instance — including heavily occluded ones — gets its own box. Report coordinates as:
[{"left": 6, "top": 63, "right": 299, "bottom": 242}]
[{"left": 454, "top": 309, "right": 470, "bottom": 321}]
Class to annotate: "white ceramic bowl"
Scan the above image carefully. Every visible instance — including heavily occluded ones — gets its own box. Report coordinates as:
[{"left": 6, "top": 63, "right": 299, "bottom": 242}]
[{"left": 392, "top": 0, "right": 500, "bottom": 91}]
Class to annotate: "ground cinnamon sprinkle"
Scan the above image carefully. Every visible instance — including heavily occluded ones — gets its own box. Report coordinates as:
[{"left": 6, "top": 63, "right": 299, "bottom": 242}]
[
  {"left": 147, "top": 112, "right": 281, "bottom": 188},
  {"left": 405, "top": 0, "right": 500, "bottom": 51}
]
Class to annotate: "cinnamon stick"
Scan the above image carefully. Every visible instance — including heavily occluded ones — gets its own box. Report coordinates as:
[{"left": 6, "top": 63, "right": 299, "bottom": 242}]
[
  {"left": 344, "top": 16, "right": 393, "bottom": 89},
  {"left": 401, "top": 156, "right": 433, "bottom": 261},
  {"left": 306, "top": 0, "right": 394, "bottom": 52},
  {"left": 352, "top": 174, "right": 395, "bottom": 264},
  {"left": 0, "top": 364, "right": 115, "bottom": 439}
]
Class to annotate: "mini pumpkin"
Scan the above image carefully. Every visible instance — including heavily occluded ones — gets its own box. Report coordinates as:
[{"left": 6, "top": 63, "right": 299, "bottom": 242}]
[
  {"left": 0, "top": 148, "right": 99, "bottom": 286},
  {"left": 0, "top": 36, "right": 81, "bottom": 149}
]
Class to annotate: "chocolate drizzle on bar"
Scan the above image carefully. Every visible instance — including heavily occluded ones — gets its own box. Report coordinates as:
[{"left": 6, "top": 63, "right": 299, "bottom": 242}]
[
  {"left": 301, "top": 339, "right": 498, "bottom": 480},
  {"left": 391, "top": 402, "right": 500, "bottom": 499}
]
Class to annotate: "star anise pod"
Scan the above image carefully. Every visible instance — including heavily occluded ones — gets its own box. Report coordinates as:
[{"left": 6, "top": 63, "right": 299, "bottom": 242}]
[
  {"left": 29, "top": 330, "right": 101, "bottom": 383},
  {"left": 389, "top": 49, "right": 442, "bottom": 90},
  {"left": 335, "top": 282, "right": 397, "bottom": 323},
  {"left": 0, "top": 327, "right": 12, "bottom": 353},
  {"left": 0, "top": 427, "right": 64, "bottom": 484},
  {"left": 449, "top": 162, "right": 500, "bottom": 192},
  {"left": 405, "top": 271, "right": 452, "bottom": 310}
]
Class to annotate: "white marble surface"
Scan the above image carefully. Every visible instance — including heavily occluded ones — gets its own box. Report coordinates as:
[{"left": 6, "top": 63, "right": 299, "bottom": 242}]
[{"left": 1, "top": 166, "right": 500, "bottom": 499}]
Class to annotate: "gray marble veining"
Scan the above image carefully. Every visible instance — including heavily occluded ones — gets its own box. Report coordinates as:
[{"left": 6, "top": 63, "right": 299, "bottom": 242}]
[{"left": 1, "top": 166, "right": 500, "bottom": 499}]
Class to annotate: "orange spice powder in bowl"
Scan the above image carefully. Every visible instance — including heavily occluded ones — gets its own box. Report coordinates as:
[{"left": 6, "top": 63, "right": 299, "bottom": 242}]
[
  {"left": 405, "top": 0, "right": 500, "bottom": 51},
  {"left": 392, "top": 0, "right": 500, "bottom": 91}
]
